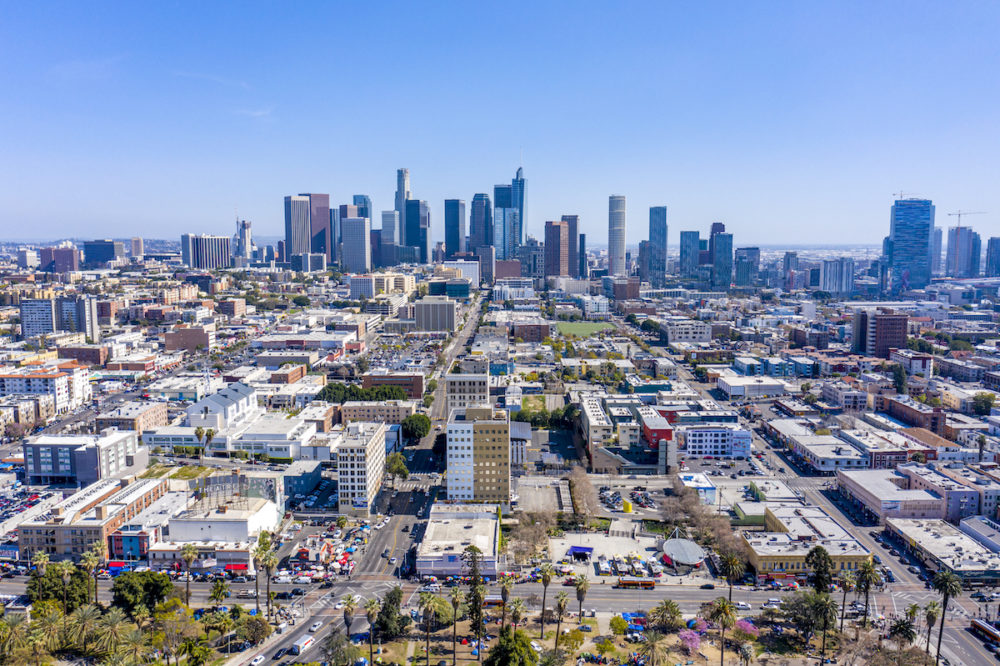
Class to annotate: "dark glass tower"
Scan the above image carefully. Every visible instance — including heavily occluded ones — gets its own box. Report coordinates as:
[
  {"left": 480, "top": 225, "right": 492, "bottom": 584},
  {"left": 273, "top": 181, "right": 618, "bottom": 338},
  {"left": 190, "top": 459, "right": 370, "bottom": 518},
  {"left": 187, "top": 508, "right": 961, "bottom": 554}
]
[{"left": 444, "top": 199, "right": 466, "bottom": 259}]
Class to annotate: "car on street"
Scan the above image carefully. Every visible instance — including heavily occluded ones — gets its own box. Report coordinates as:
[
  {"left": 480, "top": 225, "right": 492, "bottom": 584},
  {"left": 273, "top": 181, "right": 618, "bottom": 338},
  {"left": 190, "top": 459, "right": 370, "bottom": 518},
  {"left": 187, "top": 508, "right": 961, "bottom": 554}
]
[
  {"left": 250, "top": 656, "right": 265, "bottom": 666},
  {"left": 272, "top": 648, "right": 288, "bottom": 660},
  {"left": 700, "top": 583, "right": 716, "bottom": 590},
  {"left": 309, "top": 621, "right": 322, "bottom": 632},
  {"left": 736, "top": 602, "right": 752, "bottom": 610}
]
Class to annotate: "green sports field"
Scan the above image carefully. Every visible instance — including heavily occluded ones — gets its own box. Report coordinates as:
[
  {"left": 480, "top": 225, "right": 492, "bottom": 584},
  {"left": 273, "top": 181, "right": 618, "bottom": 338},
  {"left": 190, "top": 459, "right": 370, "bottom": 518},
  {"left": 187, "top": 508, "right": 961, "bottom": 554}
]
[{"left": 556, "top": 321, "right": 616, "bottom": 336}]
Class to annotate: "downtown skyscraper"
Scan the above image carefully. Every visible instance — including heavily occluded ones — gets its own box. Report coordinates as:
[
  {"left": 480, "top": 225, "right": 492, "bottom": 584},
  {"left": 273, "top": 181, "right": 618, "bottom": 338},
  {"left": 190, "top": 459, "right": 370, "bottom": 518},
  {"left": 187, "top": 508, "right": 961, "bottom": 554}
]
[
  {"left": 886, "top": 198, "right": 935, "bottom": 292},
  {"left": 946, "top": 226, "right": 981, "bottom": 278},
  {"left": 469, "top": 193, "right": 493, "bottom": 255},
  {"left": 608, "top": 195, "right": 626, "bottom": 276},
  {"left": 544, "top": 219, "right": 570, "bottom": 276},
  {"left": 561, "top": 215, "right": 580, "bottom": 278},
  {"left": 679, "top": 230, "right": 700, "bottom": 277},
  {"left": 648, "top": 206, "right": 667, "bottom": 287},
  {"left": 394, "top": 169, "right": 410, "bottom": 254},
  {"left": 405, "top": 199, "right": 431, "bottom": 263},
  {"left": 444, "top": 199, "right": 466, "bottom": 259},
  {"left": 284, "top": 193, "right": 330, "bottom": 261}
]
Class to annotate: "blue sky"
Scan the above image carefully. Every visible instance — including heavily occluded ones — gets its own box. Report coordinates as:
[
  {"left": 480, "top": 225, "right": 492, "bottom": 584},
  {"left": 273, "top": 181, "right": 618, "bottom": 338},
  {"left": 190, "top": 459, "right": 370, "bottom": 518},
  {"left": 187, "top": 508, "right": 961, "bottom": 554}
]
[{"left": 2, "top": 1, "right": 999, "bottom": 246}]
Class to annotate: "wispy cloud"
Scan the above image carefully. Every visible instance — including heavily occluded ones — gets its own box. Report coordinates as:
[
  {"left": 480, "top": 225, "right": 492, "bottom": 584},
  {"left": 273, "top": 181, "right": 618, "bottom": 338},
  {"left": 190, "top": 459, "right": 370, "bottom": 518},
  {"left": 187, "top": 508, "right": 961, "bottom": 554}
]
[
  {"left": 172, "top": 70, "right": 251, "bottom": 90},
  {"left": 234, "top": 107, "right": 274, "bottom": 120},
  {"left": 48, "top": 55, "right": 125, "bottom": 84}
]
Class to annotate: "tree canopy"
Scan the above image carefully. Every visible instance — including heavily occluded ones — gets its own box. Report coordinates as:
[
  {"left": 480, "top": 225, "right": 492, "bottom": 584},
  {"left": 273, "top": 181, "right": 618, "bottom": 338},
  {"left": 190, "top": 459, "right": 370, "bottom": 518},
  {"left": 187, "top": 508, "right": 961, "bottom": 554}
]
[
  {"left": 111, "top": 571, "right": 175, "bottom": 617},
  {"left": 316, "top": 383, "right": 407, "bottom": 404},
  {"left": 401, "top": 413, "right": 431, "bottom": 440}
]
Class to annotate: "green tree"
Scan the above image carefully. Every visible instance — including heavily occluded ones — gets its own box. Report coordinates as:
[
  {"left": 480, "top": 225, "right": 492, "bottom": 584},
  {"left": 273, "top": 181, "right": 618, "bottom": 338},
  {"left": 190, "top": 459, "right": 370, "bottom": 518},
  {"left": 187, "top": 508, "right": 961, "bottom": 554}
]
[
  {"left": 342, "top": 594, "right": 358, "bottom": 637},
  {"left": 707, "top": 597, "right": 737, "bottom": 666},
  {"left": 649, "top": 599, "right": 682, "bottom": 632},
  {"left": 27, "top": 563, "right": 89, "bottom": 614},
  {"left": 209, "top": 579, "right": 230, "bottom": 607},
  {"left": 110, "top": 571, "right": 174, "bottom": 618},
  {"left": 449, "top": 588, "right": 463, "bottom": 666},
  {"left": 973, "top": 392, "right": 996, "bottom": 416},
  {"left": 322, "top": 628, "right": 361, "bottom": 665},
  {"left": 892, "top": 363, "right": 907, "bottom": 394},
  {"left": 573, "top": 575, "right": 589, "bottom": 621},
  {"left": 79, "top": 549, "right": 99, "bottom": 605},
  {"left": 385, "top": 451, "right": 410, "bottom": 489},
  {"left": 932, "top": 570, "right": 962, "bottom": 665},
  {"left": 373, "top": 584, "right": 410, "bottom": 640},
  {"left": 890, "top": 617, "right": 917, "bottom": 647},
  {"left": 554, "top": 592, "right": 569, "bottom": 652},
  {"left": 484, "top": 627, "right": 539, "bottom": 666},
  {"left": 292, "top": 295, "right": 311, "bottom": 307},
  {"left": 401, "top": 413, "right": 432, "bottom": 440},
  {"left": 500, "top": 577, "right": 514, "bottom": 630},
  {"left": 719, "top": 552, "right": 745, "bottom": 602},
  {"left": 814, "top": 593, "right": 839, "bottom": 663},
  {"left": 838, "top": 571, "right": 855, "bottom": 633},
  {"left": 609, "top": 615, "right": 629, "bottom": 635},
  {"left": 261, "top": 549, "right": 278, "bottom": 622},
  {"left": 805, "top": 545, "right": 834, "bottom": 594},
  {"left": 638, "top": 631, "right": 670, "bottom": 666},
  {"left": 180, "top": 543, "right": 199, "bottom": 605},
  {"left": 235, "top": 614, "right": 271, "bottom": 645}
]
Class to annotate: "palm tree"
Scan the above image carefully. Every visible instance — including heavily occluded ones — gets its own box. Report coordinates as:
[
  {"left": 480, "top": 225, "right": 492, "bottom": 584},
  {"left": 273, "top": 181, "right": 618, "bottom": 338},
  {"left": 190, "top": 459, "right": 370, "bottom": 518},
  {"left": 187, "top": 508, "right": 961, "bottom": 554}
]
[
  {"left": 57, "top": 561, "right": 75, "bottom": 632},
  {"left": 194, "top": 426, "right": 205, "bottom": 461},
  {"left": 203, "top": 428, "right": 216, "bottom": 464},
  {"left": 180, "top": 543, "right": 199, "bottom": 605},
  {"left": 890, "top": 617, "right": 917, "bottom": 647},
  {"left": 500, "top": 577, "right": 514, "bottom": 630},
  {"left": 508, "top": 598, "right": 526, "bottom": 630},
  {"left": 638, "top": 631, "right": 669, "bottom": 666},
  {"left": 0, "top": 614, "right": 28, "bottom": 656},
  {"left": 814, "top": 593, "right": 839, "bottom": 663},
  {"left": 342, "top": 595, "right": 358, "bottom": 637},
  {"left": 31, "top": 610, "right": 60, "bottom": 654},
  {"left": 132, "top": 604, "right": 150, "bottom": 630},
  {"left": 856, "top": 559, "right": 879, "bottom": 628},
  {"left": 70, "top": 604, "right": 102, "bottom": 655},
  {"left": 262, "top": 549, "right": 278, "bottom": 622},
  {"left": 31, "top": 551, "right": 50, "bottom": 578},
  {"left": 905, "top": 603, "right": 920, "bottom": 623},
  {"left": 538, "top": 562, "right": 555, "bottom": 639},
  {"left": 118, "top": 626, "right": 148, "bottom": 663},
  {"left": 79, "top": 550, "right": 98, "bottom": 604},
  {"left": 932, "top": 570, "right": 962, "bottom": 666},
  {"left": 573, "top": 575, "right": 589, "bottom": 623},
  {"left": 738, "top": 641, "right": 754, "bottom": 666},
  {"left": 923, "top": 601, "right": 941, "bottom": 656},
  {"left": 719, "top": 553, "right": 745, "bottom": 602},
  {"left": 89, "top": 540, "right": 108, "bottom": 605},
  {"left": 209, "top": 579, "right": 230, "bottom": 607},
  {"left": 554, "top": 592, "right": 569, "bottom": 652},
  {"left": 649, "top": 599, "right": 682, "bottom": 632},
  {"left": 838, "top": 571, "right": 855, "bottom": 633},
  {"left": 448, "top": 588, "right": 463, "bottom": 666},
  {"left": 707, "top": 597, "right": 737, "bottom": 666},
  {"left": 418, "top": 592, "right": 437, "bottom": 666},
  {"left": 251, "top": 542, "right": 268, "bottom": 614},
  {"left": 365, "top": 597, "right": 381, "bottom": 666}
]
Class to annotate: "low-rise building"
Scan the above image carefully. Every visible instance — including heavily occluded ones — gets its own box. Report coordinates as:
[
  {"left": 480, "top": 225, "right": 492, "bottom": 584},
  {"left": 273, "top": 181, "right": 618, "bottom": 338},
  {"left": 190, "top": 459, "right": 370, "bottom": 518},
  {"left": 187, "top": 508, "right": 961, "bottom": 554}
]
[
  {"left": 885, "top": 517, "right": 1000, "bottom": 585},
  {"left": 821, "top": 382, "right": 868, "bottom": 410},
  {"left": 717, "top": 376, "right": 790, "bottom": 399},
  {"left": 361, "top": 371, "right": 424, "bottom": 399},
  {"left": 415, "top": 504, "right": 499, "bottom": 579},
  {"left": 679, "top": 424, "right": 751, "bottom": 458},
  {"left": 23, "top": 429, "right": 148, "bottom": 486},
  {"left": 889, "top": 348, "right": 934, "bottom": 377},
  {"left": 836, "top": 469, "right": 944, "bottom": 524},
  {"left": 340, "top": 400, "right": 417, "bottom": 424},
  {"left": 95, "top": 401, "right": 168, "bottom": 435}
]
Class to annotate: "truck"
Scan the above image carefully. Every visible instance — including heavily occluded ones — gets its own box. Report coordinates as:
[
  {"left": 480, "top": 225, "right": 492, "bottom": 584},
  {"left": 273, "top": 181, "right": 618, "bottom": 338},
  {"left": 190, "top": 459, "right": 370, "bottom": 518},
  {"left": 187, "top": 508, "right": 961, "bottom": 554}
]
[{"left": 291, "top": 635, "right": 314, "bottom": 655}]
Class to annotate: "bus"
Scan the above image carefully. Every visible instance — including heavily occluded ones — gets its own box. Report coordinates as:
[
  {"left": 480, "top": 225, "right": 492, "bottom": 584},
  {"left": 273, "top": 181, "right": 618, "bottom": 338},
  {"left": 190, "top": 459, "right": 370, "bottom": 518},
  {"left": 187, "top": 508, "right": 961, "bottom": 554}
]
[
  {"left": 970, "top": 619, "right": 1000, "bottom": 645},
  {"left": 483, "top": 595, "right": 504, "bottom": 607},
  {"left": 291, "top": 635, "right": 315, "bottom": 655},
  {"left": 615, "top": 576, "right": 655, "bottom": 590}
]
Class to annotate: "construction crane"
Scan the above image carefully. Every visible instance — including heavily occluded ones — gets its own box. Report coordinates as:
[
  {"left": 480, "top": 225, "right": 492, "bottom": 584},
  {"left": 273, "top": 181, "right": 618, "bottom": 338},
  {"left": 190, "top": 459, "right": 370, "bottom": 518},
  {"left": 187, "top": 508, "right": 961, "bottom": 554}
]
[{"left": 948, "top": 210, "right": 986, "bottom": 226}]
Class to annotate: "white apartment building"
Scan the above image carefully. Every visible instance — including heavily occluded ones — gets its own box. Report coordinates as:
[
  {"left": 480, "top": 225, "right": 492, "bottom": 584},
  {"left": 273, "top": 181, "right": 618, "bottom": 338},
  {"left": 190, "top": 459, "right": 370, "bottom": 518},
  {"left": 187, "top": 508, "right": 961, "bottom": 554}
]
[
  {"left": 662, "top": 319, "right": 712, "bottom": 343},
  {"left": 444, "top": 374, "right": 490, "bottom": 416},
  {"left": 581, "top": 397, "right": 614, "bottom": 449},
  {"left": 821, "top": 382, "right": 868, "bottom": 410},
  {"left": 0, "top": 362, "right": 92, "bottom": 413},
  {"left": 680, "top": 425, "right": 752, "bottom": 458},
  {"left": 335, "top": 422, "right": 386, "bottom": 516}
]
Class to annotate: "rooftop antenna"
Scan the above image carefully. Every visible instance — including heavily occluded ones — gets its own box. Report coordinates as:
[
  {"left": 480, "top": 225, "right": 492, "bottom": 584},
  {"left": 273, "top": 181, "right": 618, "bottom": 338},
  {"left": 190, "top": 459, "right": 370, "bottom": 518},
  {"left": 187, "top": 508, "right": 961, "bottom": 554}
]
[{"left": 948, "top": 210, "right": 986, "bottom": 227}]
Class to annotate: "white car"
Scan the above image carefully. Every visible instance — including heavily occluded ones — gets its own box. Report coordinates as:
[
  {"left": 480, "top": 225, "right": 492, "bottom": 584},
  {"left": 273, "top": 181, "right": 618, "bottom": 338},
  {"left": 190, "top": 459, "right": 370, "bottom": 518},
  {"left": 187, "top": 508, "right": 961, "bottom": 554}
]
[
  {"left": 334, "top": 601, "right": 345, "bottom": 610},
  {"left": 736, "top": 602, "right": 752, "bottom": 610},
  {"left": 310, "top": 621, "right": 322, "bottom": 632},
  {"left": 249, "top": 656, "right": 265, "bottom": 666}
]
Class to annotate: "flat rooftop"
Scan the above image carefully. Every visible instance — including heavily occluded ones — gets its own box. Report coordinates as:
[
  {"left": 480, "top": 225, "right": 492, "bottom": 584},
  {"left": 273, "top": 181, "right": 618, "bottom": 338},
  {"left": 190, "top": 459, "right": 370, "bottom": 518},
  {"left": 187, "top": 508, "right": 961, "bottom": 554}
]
[
  {"left": 887, "top": 518, "right": 1000, "bottom": 574},
  {"left": 416, "top": 504, "right": 499, "bottom": 559},
  {"left": 173, "top": 496, "right": 271, "bottom": 522},
  {"left": 838, "top": 469, "right": 942, "bottom": 502}
]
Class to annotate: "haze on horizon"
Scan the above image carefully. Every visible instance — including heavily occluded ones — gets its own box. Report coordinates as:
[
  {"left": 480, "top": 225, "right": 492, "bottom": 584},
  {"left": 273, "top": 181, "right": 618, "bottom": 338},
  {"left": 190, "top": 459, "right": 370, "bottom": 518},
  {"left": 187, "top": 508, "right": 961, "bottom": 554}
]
[{"left": 1, "top": 1, "right": 999, "bottom": 246}]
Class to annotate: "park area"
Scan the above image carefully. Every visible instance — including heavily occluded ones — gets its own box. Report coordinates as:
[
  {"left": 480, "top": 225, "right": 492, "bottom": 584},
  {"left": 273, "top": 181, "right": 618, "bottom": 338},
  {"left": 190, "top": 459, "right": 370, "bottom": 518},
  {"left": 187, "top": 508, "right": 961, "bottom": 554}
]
[{"left": 556, "top": 321, "right": 616, "bottom": 337}]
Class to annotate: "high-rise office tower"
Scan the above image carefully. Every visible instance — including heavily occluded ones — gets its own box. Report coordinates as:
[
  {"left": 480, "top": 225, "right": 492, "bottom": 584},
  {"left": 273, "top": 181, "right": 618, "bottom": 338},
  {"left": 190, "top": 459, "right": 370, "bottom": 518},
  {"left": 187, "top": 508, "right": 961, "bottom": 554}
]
[
  {"left": 405, "top": 199, "right": 431, "bottom": 263},
  {"left": 82, "top": 240, "right": 125, "bottom": 267},
  {"left": 679, "top": 231, "right": 700, "bottom": 277},
  {"left": 493, "top": 208, "right": 519, "bottom": 261},
  {"left": 544, "top": 220, "right": 570, "bottom": 276},
  {"left": 578, "top": 234, "right": 588, "bottom": 278},
  {"left": 637, "top": 240, "right": 652, "bottom": 284},
  {"left": 444, "top": 199, "right": 466, "bottom": 259},
  {"left": 852, "top": 309, "right": 908, "bottom": 359},
  {"left": 932, "top": 226, "right": 943, "bottom": 275},
  {"left": 352, "top": 195, "right": 372, "bottom": 221},
  {"left": 180, "top": 234, "right": 232, "bottom": 269},
  {"left": 648, "top": 206, "right": 668, "bottom": 287},
  {"left": 782, "top": 251, "right": 799, "bottom": 275},
  {"left": 130, "top": 237, "right": 144, "bottom": 258},
  {"left": 233, "top": 219, "right": 253, "bottom": 260},
  {"left": 734, "top": 247, "right": 760, "bottom": 287},
  {"left": 469, "top": 193, "right": 493, "bottom": 254},
  {"left": 887, "top": 198, "right": 935, "bottom": 292},
  {"left": 560, "top": 215, "right": 580, "bottom": 278},
  {"left": 380, "top": 210, "right": 399, "bottom": 265},
  {"left": 39, "top": 247, "right": 80, "bottom": 273},
  {"left": 446, "top": 406, "right": 511, "bottom": 503},
  {"left": 711, "top": 232, "right": 733, "bottom": 289},
  {"left": 291, "top": 193, "right": 331, "bottom": 261},
  {"left": 516, "top": 237, "right": 544, "bottom": 278},
  {"left": 341, "top": 217, "right": 371, "bottom": 273},
  {"left": 986, "top": 238, "right": 1000, "bottom": 277},
  {"left": 394, "top": 169, "right": 410, "bottom": 252},
  {"left": 946, "top": 226, "right": 982, "bottom": 278},
  {"left": 708, "top": 222, "right": 726, "bottom": 258},
  {"left": 512, "top": 167, "right": 525, "bottom": 235},
  {"left": 608, "top": 195, "right": 626, "bottom": 276},
  {"left": 820, "top": 258, "right": 856, "bottom": 294},
  {"left": 284, "top": 195, "right": 312, "bottom": 257}
]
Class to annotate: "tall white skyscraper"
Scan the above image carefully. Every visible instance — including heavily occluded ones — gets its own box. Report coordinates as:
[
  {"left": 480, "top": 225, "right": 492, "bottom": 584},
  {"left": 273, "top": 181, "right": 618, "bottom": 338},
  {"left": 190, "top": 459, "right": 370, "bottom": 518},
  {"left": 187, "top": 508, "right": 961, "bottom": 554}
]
[
  {"left": 608, "top": 195, "right": 627, "bottom": 276},
  {"left": 381, "top": 210, "right": 399, "bottom": 246},
  {"left": 341, "top": 217, "right": 372, "bottom": 273}
]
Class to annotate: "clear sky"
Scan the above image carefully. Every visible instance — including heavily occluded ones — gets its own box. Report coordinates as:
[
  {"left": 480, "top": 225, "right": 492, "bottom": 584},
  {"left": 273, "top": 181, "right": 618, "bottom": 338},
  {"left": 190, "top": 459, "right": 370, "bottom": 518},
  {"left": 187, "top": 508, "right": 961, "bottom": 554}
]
[{"left": 2, "top": 1, "right": 999, "bottom": 246}]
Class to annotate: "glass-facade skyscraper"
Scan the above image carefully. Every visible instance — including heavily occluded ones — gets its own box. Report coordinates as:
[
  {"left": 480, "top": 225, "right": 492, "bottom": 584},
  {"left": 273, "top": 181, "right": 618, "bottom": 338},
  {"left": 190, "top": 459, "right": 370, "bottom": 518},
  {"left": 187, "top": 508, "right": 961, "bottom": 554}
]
[
  {"left": 352, "top": 195, "right": 372, "bottom": 220},
  {"left": 608, "top": 195, "right": 626, "bottom": 276},
  {"left": 679, "top": 231, "right": 700, "bottom": 277},
  {"left": 711, "top": 232, "right": 733, "bottom": 289},
  {"left": 887, "top": 198, "right": 935, "bottom": 292},
  {"left": 469, "top": 193, "right": 493, "bottom": 253},
  {"left": 734, "top": 247, "right": 760, "bottom": 286},
  {"left": 444, "top": 199, "right": 466, "bottom": 259},
  {"left": 946, "top": 226, "right": 981, "bottom": 278},
  {"left": 986, "top": 238, "right": 1000, "bottom": 277},
  {"left": 404, "top": 199, "right": 431, "bottom": 264},
  {"left": 648, "top": 206, "right": 668, "bottom": 287}
]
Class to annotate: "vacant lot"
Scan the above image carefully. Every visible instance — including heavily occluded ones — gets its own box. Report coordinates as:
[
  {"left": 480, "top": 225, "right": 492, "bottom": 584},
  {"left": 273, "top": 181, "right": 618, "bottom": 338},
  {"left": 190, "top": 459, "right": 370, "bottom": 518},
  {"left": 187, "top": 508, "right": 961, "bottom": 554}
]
[{"left": 556, "top": 321, "right": 615, "bottom": 336}]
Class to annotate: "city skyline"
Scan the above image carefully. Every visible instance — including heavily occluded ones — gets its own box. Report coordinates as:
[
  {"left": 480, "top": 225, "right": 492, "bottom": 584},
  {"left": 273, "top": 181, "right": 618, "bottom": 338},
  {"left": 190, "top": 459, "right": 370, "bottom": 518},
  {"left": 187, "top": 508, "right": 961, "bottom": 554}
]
[{"left": 3, "top": 3, "right": 1000, "bottom": 244}]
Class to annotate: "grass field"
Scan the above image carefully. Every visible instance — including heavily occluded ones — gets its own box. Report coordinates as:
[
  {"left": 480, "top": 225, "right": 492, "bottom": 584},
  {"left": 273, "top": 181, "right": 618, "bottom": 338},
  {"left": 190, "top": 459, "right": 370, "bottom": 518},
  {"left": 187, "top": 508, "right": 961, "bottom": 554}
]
[
  {"left": 170, "top": 465, "right": 210, "bottom": 480},
  {"left": 556, "top": 321, "right": 615, "bottom": 336},
  {"left": 521, "top": 395, "right": 547, "bottom": 411}
]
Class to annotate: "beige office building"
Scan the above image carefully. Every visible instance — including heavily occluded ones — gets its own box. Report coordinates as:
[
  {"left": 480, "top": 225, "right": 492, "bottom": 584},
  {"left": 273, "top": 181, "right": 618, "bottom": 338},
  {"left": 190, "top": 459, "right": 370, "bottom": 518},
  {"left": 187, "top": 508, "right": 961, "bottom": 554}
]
[
  {"left": 446, "top": 407, "right": 510, "bottom": 503},
  {"left": 445, "top": 374, "right": 490, "bottom": 417}
]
